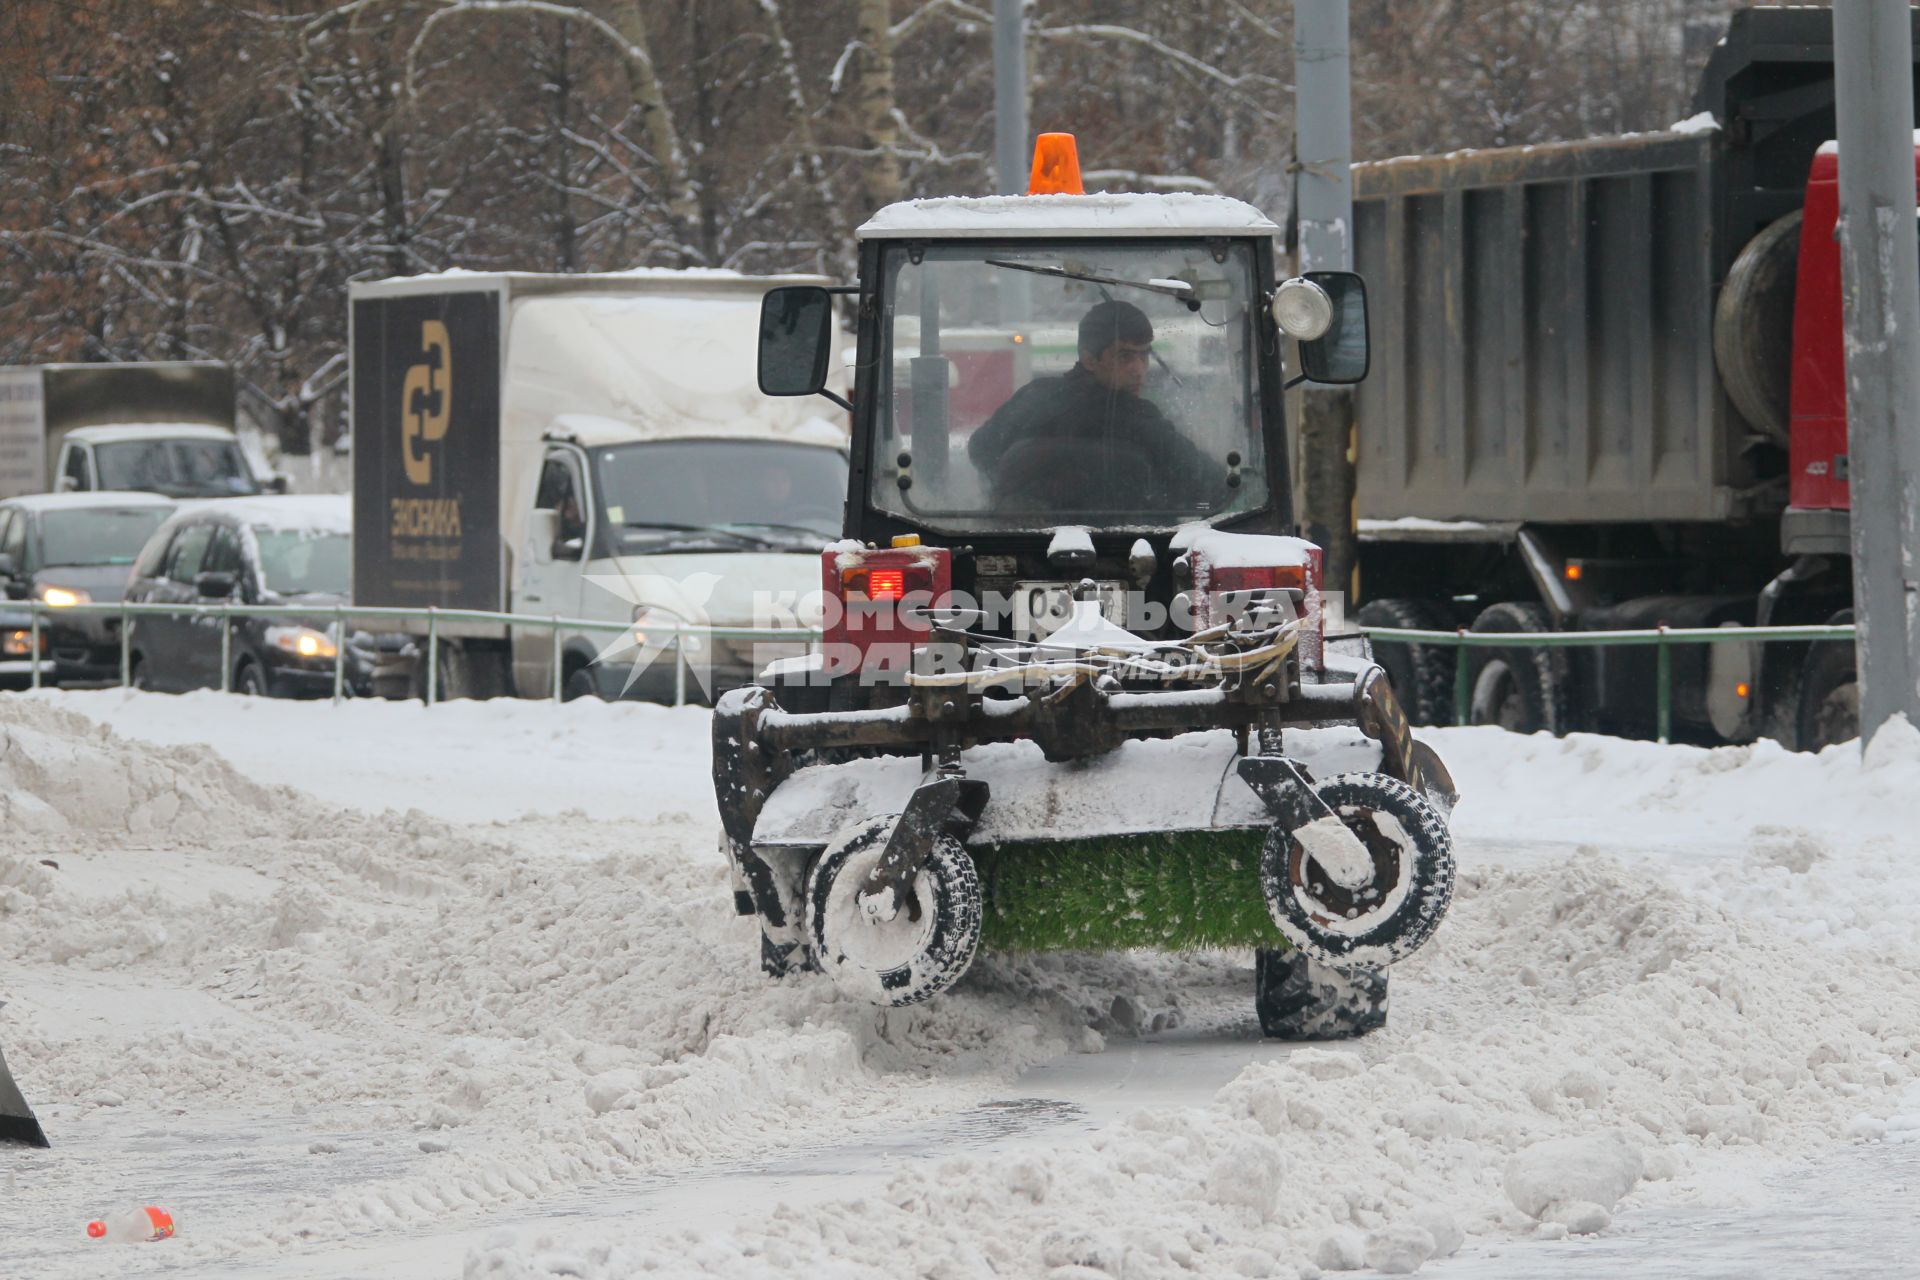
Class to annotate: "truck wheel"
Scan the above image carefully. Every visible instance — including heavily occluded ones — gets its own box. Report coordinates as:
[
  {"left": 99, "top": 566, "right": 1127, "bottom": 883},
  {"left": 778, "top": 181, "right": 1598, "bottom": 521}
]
[
  {"left": 1253, "top": 949, "right": 1389, "bottom": 1040},
  {"left": 1466, "top": 601, "right": 1578, "bottom": 735},
  {"left": 1714, "top": 209, "right": 1801, "bottom": 446},
  {"left": 1260, "top": 771, "right": 1455, "bottom": 970},
  {"left": 806, "top": 817, "right": 982, "bottom": 1007},
  {"left": 1356, "top": 598, "right": 1455, "bottom": 725},
  {"left": 1797, "top": 637, "right": 1858, "bottom": 751},
  {"left": 235, "top": 660, "right": 271, "bottom": 698},
  {"left": 562, "top": 667, "right": 601, "bottom": 702}
]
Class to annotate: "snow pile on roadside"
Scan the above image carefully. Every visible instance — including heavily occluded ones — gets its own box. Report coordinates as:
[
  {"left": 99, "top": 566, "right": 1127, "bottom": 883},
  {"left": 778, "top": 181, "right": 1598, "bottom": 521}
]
[
  {"left": 465, "top": 724, "right": 1920, "bottom": 1279},
  {"left": 0, "top": 696, "right": 1201, "bottom": 1276},
  {"left": 470, "top": 849, "right": 1920, "bottom": 1278}
]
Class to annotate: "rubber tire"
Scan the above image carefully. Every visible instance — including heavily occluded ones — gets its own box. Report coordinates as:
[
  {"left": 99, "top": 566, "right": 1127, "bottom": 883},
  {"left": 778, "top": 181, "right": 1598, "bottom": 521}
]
[
  {"left": 562, "top": 667, "right": 600, "bottom": 703},
  {"left": 129, "top": 653, "right": 152, "bottom": 692},
  {"left": 1356, "top": 597, "right": 1455, "bottom": 725},
  {"left": 1466, "top": 601, "right": 1579, "bottom": 735},
  {"left": 1260, "top": 771, "right": 1455, "bottom": 969},
  {"left": 805, "top": 819, "right": 982, "bottom": 1007},
  {"left": 1254, "top": 949, "right": 1389, "bottom": 1040},
  {"left": 1797, "top": 636, "right": 1858, "bottom": 751},
  {"left": 235, "top": 661, "right": 271, "bottom": 698},
  {"left": 1713, "top": 210, "right": 1801, "bottom": 446}
]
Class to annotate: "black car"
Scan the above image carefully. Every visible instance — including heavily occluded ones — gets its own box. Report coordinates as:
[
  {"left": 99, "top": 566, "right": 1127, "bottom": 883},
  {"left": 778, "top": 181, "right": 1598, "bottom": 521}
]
[
  {"left": 123, "top": 496, "right": 399, "bottom": 697},
  {"left": 0, "top": 492, "right": 177, "bottom": 687}
]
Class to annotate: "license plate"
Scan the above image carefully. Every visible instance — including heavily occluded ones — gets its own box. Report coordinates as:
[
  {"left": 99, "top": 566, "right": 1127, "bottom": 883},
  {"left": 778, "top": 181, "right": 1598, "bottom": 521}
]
[{"left": 1012, "top": 580, "right": 1129, "bottom": 642}]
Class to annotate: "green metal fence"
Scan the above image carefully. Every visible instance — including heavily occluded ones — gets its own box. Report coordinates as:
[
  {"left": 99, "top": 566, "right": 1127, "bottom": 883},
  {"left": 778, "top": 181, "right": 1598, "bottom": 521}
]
[
  {"left": 6, "top": 599, "right": 815, "bottom": 708},
  {"left": 4, "top": 599, "right": 1857, "bottom": 739},
  {"left": 1361, "top": 623, "right": 1857, "bottom": 743}
]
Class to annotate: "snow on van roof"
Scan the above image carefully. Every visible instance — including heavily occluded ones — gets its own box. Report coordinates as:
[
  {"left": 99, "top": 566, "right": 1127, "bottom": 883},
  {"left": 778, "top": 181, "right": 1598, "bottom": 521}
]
[
  {"left": 359, "top": 266, "right": 829, "bottom": 290},
  {"left": 858, "top": 192, "right": 1281, "bottom": 239},
  {"left": 64, "top": 423, "right": 237, "bottom": 444},
  {"left": 0, "top": 490, "right": 177, "bottom": 511}
]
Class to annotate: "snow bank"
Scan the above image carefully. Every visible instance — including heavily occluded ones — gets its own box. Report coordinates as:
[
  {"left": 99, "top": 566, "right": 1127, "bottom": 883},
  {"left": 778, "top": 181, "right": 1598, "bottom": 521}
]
[
  {"left": 11, "top": 694, "right": 1920, "bottom": 1278},
  {"left": 462, "top": 849, "right": 1920, "bottom": 1277}
]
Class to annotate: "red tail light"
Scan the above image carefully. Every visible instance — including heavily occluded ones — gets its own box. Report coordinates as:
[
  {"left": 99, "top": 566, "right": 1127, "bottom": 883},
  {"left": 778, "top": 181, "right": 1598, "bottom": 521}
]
[
  {"left": 853, "top": 567, "right": 908, "bottom": 600},
  {"left": 822, "top": 545, "right": 953, "bottom": 674}
]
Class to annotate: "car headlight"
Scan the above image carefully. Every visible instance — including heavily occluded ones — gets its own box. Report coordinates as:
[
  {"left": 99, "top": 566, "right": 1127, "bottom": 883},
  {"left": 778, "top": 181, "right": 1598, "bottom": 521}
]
[
  {"left": 36, "top": 584, "right": 90, "bottom": 607},
  {"left": 631, "top": 605, "right": 694, "bottom": 651},
  {"left": 266, "top": 624, "right": 337, "bottom": 660},
  {"left": 2, "top": 628, "right": 44, "bottom": 657}
]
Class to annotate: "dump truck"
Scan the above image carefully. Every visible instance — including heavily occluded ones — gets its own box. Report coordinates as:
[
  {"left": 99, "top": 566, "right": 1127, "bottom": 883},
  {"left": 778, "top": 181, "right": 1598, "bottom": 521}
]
[
  {"left": 0, "top": 361, "right": 270, "bottom": 500},
  {"left": 1347, "top": 5, "right": 1912, "bottom": 750},
  {"left": 349, "top": 270, "right": 849, "bottom": 701},
  {"left": 712, "top": 135, "right": 1460, "bottom": 1038}
]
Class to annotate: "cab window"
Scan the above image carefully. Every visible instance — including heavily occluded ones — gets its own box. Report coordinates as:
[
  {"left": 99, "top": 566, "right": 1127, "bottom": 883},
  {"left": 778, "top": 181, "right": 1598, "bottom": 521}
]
[{"left": 62, "top": 447, "right": 90, "bottom": 491}]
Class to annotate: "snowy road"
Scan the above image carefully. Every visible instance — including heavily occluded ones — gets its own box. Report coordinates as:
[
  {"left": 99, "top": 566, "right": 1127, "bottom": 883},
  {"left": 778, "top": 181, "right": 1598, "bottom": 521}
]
[{"left": 4, "top": 690, "right": 1918, "bottom": 1278}]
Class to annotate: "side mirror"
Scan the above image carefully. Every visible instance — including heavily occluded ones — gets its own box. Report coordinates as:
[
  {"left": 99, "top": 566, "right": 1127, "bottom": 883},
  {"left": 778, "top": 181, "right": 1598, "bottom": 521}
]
[
  {"left": 554, "top": 536, "right": 585, "bottom": 562},
  {"left": 56, "top": 474, "right": 79, "bottom": 493},
  {"left": 195, "top": 571, "right": 237, "bottom": 599},
  {"left": 758, "top": 286, "right": 835, "bottom": 398},
  {"left": 266, "top": 474, "right": 290, "bottom": 494},
  {"left": 526, "top": 509, "right": 558, "bottom": 566},
  {"left": 1296, "top": 270, "right": 1370, "bottom": 385}
]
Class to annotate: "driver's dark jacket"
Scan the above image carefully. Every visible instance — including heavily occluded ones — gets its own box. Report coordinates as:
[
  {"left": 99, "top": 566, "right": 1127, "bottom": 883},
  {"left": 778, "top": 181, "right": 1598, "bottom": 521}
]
[{"left": 966, "top": 364, "right": 1207, "bottom": 485}]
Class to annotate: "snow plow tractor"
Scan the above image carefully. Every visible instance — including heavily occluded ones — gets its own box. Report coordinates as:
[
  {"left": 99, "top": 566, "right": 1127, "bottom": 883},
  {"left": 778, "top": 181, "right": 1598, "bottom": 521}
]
[{"left": 712, "top": 137, "right": 1458, "bottom": 1038}]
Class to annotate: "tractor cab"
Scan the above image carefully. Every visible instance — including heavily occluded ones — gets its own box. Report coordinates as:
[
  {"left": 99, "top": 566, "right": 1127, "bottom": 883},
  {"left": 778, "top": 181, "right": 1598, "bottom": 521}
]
[
  {"left": 758, "top": 137, "right": 1369, "bottom": 668},
  {"left": 721, "top": 137, "right": 1454, "bottom": 1032}
]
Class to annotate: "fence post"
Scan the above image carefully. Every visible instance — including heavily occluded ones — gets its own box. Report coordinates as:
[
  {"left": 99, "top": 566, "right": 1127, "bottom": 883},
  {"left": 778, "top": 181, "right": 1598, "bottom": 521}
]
[
  {"left": 28, "top": 604, "right": 40, "bottom": 691},
  {"left": 1656, "top": 625, "right": 1673, "bottom": 745},
  {"left": 120, "top": 603, "right": 131, "bottom": 688},
  {"left": 426, "top": 607, "right": 439, "bottom": 707},
  {"left": 1452, "top": 629, "right": 1471, "bottom": 726},
  {"left": 550, "top": 617, "right": 563, "bottom": 701},
  {"left": 673, "top": 637, "right": 687, "bottom": 707},
  {"left": 219, "top": 611, "right": 232, "bottom": 692},
  {"left": 332, "top": 604, "right": 346, "bottom": 705}
]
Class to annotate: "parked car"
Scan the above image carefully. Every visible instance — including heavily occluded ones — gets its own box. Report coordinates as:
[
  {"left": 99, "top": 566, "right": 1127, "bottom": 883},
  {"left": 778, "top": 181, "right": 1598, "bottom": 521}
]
[
  {"left": 124, "top": 495, "right": 403, "bottom": 697},
  {"left": 0, "top": 491, "right": 177, "bottom": 687}
]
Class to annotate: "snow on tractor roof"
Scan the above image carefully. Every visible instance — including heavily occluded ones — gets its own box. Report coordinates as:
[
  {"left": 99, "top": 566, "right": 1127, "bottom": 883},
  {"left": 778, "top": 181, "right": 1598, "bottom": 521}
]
[{"left": 858, "top": 192, "right": 1281, "bottom": 240}]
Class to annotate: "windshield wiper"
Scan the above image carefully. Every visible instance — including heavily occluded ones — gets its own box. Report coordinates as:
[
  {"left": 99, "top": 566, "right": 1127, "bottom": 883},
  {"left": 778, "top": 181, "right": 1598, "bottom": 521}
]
[
  {"left": 720, "top": 521, "right": 836, "bottom": 543},
  {"left": 984, "top": 259, "right": 1199, "bottom": 308},
  {"left": 622, "top": 520, "right": 781, "bottom": 549}
]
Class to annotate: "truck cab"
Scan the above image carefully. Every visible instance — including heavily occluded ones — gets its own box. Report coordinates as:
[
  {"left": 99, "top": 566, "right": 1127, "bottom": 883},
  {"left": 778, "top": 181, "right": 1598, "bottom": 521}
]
[{"left": 55, "top": 424, "right": 265, "bottom": 499}]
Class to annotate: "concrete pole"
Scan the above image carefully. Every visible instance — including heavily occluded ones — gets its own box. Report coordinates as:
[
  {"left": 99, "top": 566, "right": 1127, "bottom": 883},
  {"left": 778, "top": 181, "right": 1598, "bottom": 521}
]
[
  {"left": 993, "top": 0, "right": 1029, "bottom": 196},
  {"left": 1833, "top": 0, "right": 1920, "bottom": 748},
  {"left": 1293, "top": 1, "right": 1359, "bottom": 598},
  {"left": 1293, "top": 0, "right": 1354, "bottom": 272}
]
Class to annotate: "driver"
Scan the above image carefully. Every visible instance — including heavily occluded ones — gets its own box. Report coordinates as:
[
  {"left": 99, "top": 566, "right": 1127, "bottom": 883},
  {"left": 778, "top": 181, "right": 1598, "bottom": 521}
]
[{"left": 967, "top": 299, "right": 1208, "bottom": 506}]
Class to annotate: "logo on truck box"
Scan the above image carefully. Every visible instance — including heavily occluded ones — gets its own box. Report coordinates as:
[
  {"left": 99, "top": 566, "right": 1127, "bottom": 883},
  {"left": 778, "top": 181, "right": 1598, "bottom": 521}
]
[{"left": 353, "top": 292, "right": 500, "bottom": 611}]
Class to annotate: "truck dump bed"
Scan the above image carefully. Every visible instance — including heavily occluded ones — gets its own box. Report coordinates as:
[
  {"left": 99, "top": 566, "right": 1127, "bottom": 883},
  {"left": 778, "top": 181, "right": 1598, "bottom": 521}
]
[
  {"left": 1348, "top": 6, "right": 1914, "bottom": 528},
  {"left": 1352, "top": 132, "right": 1732, "bottom": 524}
]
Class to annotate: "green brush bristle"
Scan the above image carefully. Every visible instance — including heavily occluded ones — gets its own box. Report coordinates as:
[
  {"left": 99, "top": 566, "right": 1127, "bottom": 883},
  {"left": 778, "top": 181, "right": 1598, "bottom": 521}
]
[{"left": 971, "top": 828, "right": 1291, "bottom": 954}]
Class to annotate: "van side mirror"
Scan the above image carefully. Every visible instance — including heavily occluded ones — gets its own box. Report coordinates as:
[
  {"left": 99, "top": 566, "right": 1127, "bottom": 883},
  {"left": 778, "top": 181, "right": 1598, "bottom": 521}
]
[
  {"left": 758, "top": 286, "right": 836, "bottom": 398},
  {"left": 1297, "top": 271, "right": 1370, "bottom": 385}
]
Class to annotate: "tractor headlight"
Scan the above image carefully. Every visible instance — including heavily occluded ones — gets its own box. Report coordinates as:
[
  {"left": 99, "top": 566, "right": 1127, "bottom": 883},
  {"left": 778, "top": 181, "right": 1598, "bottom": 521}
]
[
  {"left": 1272, "top": 277, "right": 1335, "bottom": 341},
  {"left": 267, "top": 624, "right": 337, "bottom": 660}
]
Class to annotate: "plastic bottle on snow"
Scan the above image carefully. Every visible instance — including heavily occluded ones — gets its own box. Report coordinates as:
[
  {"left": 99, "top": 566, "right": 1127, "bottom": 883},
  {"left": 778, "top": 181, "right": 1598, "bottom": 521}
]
[{"left": 86, "top": 1206, "right": 174, "bottom": 1242}]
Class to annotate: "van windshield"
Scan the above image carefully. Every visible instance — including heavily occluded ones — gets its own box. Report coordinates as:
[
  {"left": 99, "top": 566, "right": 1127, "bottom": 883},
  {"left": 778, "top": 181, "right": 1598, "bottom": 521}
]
[
  {"left": 871, "top": 239, "right": 1269, "bottom": 533},
  {"left": 96, "top": 439, "right": 260, "bottom": 498},
  {"left": 591, "top": 439, "right": 847, "bottom": 551}
]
